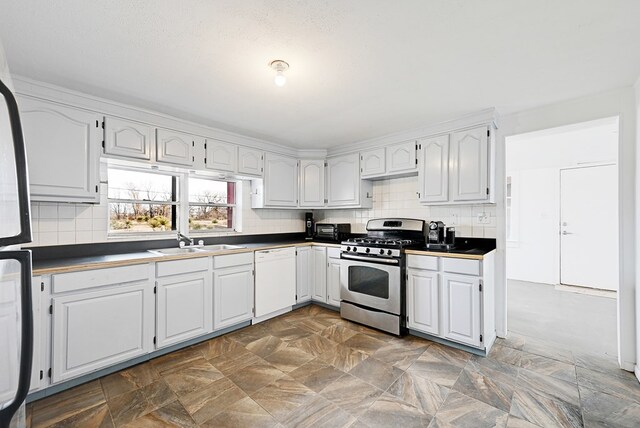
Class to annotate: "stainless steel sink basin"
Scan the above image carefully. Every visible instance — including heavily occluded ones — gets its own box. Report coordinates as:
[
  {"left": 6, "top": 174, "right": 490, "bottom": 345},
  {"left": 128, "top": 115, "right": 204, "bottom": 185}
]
[
  {"left": 148, "top": 247, "right": 207, "bottom": 256},
  {"left": 197, "top": 244, "right": 246, "bottom": 252}
]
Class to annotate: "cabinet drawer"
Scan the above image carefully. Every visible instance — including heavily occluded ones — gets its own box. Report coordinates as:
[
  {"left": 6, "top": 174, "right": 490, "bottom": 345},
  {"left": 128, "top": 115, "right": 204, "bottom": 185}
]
[
  {"left": 52, "top": 264, "right": 149, "bottom": 294},
  {"left": 327, "top": 247, "right": 341, "bottom": 259},
  {"left": 441, "top": 258, "right": 481, "bottom": 276},
  {"left": 407, "top": 255, "right": 438, "bottom": 271},
  {"left": 213, "top": 252, "right": 253, "bottom": 269},
  {"left": 156, "top": 257, "right": 209, "bottom": 277}
]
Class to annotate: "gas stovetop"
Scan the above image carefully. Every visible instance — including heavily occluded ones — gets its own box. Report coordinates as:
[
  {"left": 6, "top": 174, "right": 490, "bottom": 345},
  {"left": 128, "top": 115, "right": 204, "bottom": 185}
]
[
  {"left": 340, "top": 218, "right": 427, "bottom": 259},
  {"left": 342, "top": 237, "right": 423, "bottom": 248}
]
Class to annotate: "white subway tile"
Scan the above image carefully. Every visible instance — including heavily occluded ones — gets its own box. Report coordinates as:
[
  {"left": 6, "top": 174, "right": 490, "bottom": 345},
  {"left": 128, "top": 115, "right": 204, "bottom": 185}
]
[
  {"left": 76, "top": 218, "right": 93, "bottom": 231},
  {"left": 39, "top": 204, "right": 58, "bottom": 219},
  {"left": 39, "top": 232, "right": 58, "bottom": 245},
  {"left": 58, "top": 231, "right": 76, "bottom": 245},
  {"left": 58, "top": 205, "right": 76, "bottom": 219}
]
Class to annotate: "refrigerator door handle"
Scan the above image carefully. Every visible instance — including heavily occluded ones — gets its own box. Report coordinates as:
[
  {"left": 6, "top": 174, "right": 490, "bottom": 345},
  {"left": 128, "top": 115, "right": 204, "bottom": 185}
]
[
  {"left": 0, "top": 77, "right": 32, "bottom": 246},
  {"left": 0, "top": 250, "right": 33, "bottom": 428}
]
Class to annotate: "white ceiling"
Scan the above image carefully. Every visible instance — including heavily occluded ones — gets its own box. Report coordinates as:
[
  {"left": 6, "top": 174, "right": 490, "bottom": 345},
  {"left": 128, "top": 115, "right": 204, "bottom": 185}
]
[{"left": 1, "top": 1, "right": 639, "bottom": 149}]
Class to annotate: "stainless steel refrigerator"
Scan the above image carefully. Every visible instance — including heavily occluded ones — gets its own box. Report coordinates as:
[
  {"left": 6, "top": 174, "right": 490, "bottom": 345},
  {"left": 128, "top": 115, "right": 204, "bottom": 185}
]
[{"left": 0, "top": 41, "right": 34, "bottom": 428}]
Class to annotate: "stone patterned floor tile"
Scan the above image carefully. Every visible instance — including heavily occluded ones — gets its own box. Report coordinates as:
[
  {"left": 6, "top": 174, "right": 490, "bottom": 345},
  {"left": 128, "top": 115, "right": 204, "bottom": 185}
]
[
  {"left": 245, "top": 335, "right": 288, "bottom": 358},
  {"left": 250, "top": 377, "right": 316, "bottom": 422},
  {"left": 270, "top": 325, "right": 314, "bottom": 342},
  {"left": 31, "top": 380, "right": 106, "bottom": 428},
  {"left": 318, "top": 343, "right": 370, "bottom": 372},
  {"left": 518, "top": 352, "right": 577, "bottom": 384},
  {"left": 208, "top": 347, "right": 264, "bottom": 376},
  {"left": 100, "top": 371, "right": 143, "bottom": 401},
  {"left": 227, "top": 362, "right": 287, "bottom": 395},
  {"left": 516, "top": 368, "right": 581, "bottom": 407},
  {"left": 280, "top": 394, "right": 356, "bottom": 428},
  {"left": 359, "top": 393, "right": 432, "bottom": 427},
  {"left": 432, "top": 390, "right": 508, "bottom": 428},
  {"left": 575, "top": 366, "right": 640, "bottom": 404},
  {"left": 505, "top": 415, "right": 542, "bottom": 427},
  {"left": 296, "top": 317, "right": 335, "bottom": 334},
  {"left": 150, "top": 348, "right": 203, "bottom": 375},
  {"left": 264, "top": 346, "right": 316, "bottom": 372},
  {"left": 579, "top": 385, "right": 640, "bottom": 428},
  {"left": 107, "top": 389, "right": 154, "bottom": 427},
  {"left": 123, "top": 401, "right": 197, "bottom": 427},
  {"left": 495, "top": 333, "right": 527, "bottom": 351},
  {"left": 140, "top": 379, "right": 176, "bottom": 410},
  {"left": 289, "top": 358, "right": 346, "bottom": 392},
  {"left": 162, "top": 359, "right": 225, "bottom": 397},
  {"left": 372, "top": 342, "right": 429, "bottom": 370},
  {"left": 178, "top": 376, "right": 247, "bottom": 424},
  {"left": 192, "top": 335, "right": 243, "bottom": 360},
  {"left": 291, "top": 334, "right": 339, "bottom": 357},
  {"left": 226, "top": 323, "right": 269, "bottom": 346},
  {"left": 347, "top": 324, "right": 395, "bottom": 343},
  {"left": 348, "top": 357, "right": 404, "bottom": 390},
  {"left": 47, "top": 402, "right": 114, "bottom": 428},
  {"left": 199, "top": 396, "right": 278, "bottom": 428},
  {"left": 387, "top": 371, "right": 450, "bottom": 416},
  {"left": 509, "top": 387, "right": 583, "bottom": 428},
  {"left": 488, "top": 344, "right": 524, "bottom": 367},
  {"left": 342, "top": 333, "right": 389, "bottom": 355},
  {"left": 320, "top": 324, "right": 359, "bottom": 344},
  {"left": 320, "top": 373, "right": 383, "bottom": 417},
  {"left": 407, "top": 344, "right": 470, "bottom": 387},
  {"left": 521, "top": 338, "right": 574, "bottom": 365},
  {"left": 452, "top": 358, "right": 518, "bottom": 412}
]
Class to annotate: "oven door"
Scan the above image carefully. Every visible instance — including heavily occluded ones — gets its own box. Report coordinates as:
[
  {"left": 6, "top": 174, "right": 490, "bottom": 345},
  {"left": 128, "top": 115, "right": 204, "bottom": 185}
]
[{"left": 340, "top": 256, "right": 401, "bottom": 315}]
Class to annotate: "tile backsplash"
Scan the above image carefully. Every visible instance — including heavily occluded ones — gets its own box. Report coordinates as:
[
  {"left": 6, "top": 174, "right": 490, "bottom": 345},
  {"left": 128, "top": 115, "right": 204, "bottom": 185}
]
[{"left": 25, "top": 175, "right": 494, "bottom": 247}]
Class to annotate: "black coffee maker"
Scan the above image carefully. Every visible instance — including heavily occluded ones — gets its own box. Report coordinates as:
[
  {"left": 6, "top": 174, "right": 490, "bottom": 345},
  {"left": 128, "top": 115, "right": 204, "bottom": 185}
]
[
  {"left": 427, "top": 221, "right": 455, "bottom": 249},
  {"left": 305, "top": 212, "right": 314, "bottom": 240}
]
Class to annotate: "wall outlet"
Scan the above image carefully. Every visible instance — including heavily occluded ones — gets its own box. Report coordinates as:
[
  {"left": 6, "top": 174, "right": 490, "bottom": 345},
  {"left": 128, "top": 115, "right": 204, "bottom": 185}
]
[
  {"left": 476, "top": 212, "right": 490, "bottom": 224},
  {"left": 450, "top": 213, "right": 458, "bottom": 225}
]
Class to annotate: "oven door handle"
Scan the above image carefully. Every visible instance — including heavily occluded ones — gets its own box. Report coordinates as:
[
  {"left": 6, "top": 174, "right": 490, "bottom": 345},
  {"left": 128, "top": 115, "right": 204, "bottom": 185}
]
[{"left": 340, "top": 254, "right": 400, "bottom": 265}]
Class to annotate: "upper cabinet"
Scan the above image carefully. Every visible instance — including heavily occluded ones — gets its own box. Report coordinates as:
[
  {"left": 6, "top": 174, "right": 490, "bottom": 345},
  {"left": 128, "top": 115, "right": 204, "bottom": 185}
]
[
  {"left": 263, "top": 153, "right": 298, "bottom": 207},
  {"left": 386, "top": 141, "right": 417, "bottom": 175},
  {"left": 326, "top": 153, "right": 372, "bottom": 208},
  {"left": 299, "top": 159, "right": 325, "bottom": 207},
  {"left": 418, "top": 125, "right": 493, "bottom": 205},
  {"left": 18, "top": 97, "right": 100, "bottom": 203},
  {"left": 103, "top": 117, "right": 153, "bottom": 161},
  {"left": 205, "top": 139, "right": 236, "bottom": 173},
  {"left": 156, "top": 128, "right": 195, "bottom": 167},
  {"left": 237, "top": 147, "right": 264, "bottom": 177},
  {"left": 360, "top": 148, "right": 386, "bottom": 178}
]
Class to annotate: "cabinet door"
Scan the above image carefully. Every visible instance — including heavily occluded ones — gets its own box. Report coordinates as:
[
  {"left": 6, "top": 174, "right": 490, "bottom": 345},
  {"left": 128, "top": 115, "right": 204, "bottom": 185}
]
[
  {"left": 407, "top": 269, "right": 439, "bottom": 335},
  {"left": 238, "top": 147, "right": 263, "bottom": 176},
  {"left": 264, "top": 153, "right": 298, "bottom": 207},
  {"left": 30, "top": 276, "right": 42, "bottom": 393},
  {"left": 450, "top": 127, "right": 488, "bottom": 202},
  {"left": 51, "top": 281, "right": 153, "bottom": 383},
  {"left": 205, "top": 139, "right": 237, "bottom": 173},
  {"left": 441, "top": 273, "right": 481, "bottom": 347},
  {"left": 360, "top": 148, "right": 385, "bottom": 178},
  {"left": 156, "top": 272, "right": 212, "bottom": 348},
  {"left": 18, "top": 97, "right": 100, "bottom": 203},
  {"left": 299, "top": 160, "right": 325, "bottom": 207},
  {"left": 326, "top": 258, "right": 341, "bottom": 307},
  {"left": 213, "top": 265, "right": 253, "bottom": 330},
  {"left": 311, "top": 247, "right": 327, "bottom": 302},
  {"left": 419, "top": 135, "right": 450, "bottom": 203},
  {"left": 103, "top": 117, "right": 153, "bottom": 161},
  {"left": 386, "top": 141, "right": 417, "bottom": 174},
  {"left": 156, "top": 128, "right": 195, "bottom": 166},
  {"left": 327, "top": 153, "right": 360, "bottom": 206},
  {"left": 296, "top": 247, "right": 312, "bottom": 303}
]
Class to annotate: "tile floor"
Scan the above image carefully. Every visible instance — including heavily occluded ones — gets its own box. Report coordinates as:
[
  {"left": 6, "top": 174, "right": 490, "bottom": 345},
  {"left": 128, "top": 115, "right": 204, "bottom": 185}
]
[{"left": 27, "top": 304, "right": 640, "bottom": 427}]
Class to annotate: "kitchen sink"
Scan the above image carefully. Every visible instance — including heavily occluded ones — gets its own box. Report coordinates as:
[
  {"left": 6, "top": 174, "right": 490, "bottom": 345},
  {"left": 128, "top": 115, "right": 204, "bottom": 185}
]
[
  {"left": 197, "top": 244, "right": 246, "bottom": 252},
  {"left": 147, "top": 247, "right": 207, "bottom": 256}
]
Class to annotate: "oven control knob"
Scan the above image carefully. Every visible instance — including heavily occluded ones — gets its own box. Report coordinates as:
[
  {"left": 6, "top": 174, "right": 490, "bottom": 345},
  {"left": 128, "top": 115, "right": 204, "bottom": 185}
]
[
  {"left": 346, "top": 246, "right": 351, "bottom": 252},
  {"left": 365, "top": 248, "right": 370, "bottom": 253},
  {"left": 379, "top": 249, "right": 385, "bottom": 255},
  {"left": 387, "top": 249, "right": 393, "bottom": 256},
  {"left": 352, "top": 247, "right": 358, "bottom": 252}
]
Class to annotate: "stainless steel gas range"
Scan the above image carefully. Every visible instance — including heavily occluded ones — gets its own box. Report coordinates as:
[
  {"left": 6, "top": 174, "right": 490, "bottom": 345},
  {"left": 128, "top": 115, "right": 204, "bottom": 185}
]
[{"left": 339, "top": 218, "right": 426, "bottom": 335}]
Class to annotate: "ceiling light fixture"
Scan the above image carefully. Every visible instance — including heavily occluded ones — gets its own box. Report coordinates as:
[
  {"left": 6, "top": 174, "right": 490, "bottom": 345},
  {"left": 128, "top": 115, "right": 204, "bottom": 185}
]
[{"left": 270, "top": 60, "right": 289, "bottom": 87}]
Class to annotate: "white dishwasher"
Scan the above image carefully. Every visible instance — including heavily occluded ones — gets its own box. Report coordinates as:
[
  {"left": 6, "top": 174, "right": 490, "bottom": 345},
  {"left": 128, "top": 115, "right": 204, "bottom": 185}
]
[{"left": 254, "top": 247, "right": 297, "bottom": 318}]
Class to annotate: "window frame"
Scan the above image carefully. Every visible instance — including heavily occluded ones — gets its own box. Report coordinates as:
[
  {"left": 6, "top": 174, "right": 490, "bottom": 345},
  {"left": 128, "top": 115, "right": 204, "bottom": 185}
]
[{"left": 187, "top": 176, "right": 237, "bottom": 234}]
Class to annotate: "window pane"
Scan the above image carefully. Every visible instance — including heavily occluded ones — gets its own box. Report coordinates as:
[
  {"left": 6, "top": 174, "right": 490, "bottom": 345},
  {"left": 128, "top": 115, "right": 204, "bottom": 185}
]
[
  {"left": 189, "top": 177, "right": 234, "bottom": 204},
  {"left": 109, "top": 203, "right": 174, "bottom": 234},
  {"left": 189, "top": 206, "right": 232, "bottom": 231},
  {"left": 108, "top": 168, "right": 175, "bottom": 202}
]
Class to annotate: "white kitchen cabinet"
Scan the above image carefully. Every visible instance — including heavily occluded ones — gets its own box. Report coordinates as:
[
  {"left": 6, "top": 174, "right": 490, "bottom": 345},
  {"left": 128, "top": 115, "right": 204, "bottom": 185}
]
[
  {"left": 156, "top": 269, "right": 212, "bottom": 349},
  {"left": 18, "top": 96, "right": 100, "bottom": 203},
  {"left": 254, "top": 247, "right": 296, "bottom": 318},
  {"left": 326, "top": 153, "right": 372, "bottom": 208},
  {"left": 103, "top": 116, "right": 154, "bottom": 161},
  {"left": 205, "top": 139, "right": 237, "bottom": 173},
  {"left": 213, "top": 264, "right": 254, "bottom": 330},
  {"left": 407, "top": 269, "right": 439, "bottom": 335},
  {"left": 450, "top": 126, "right": 489, "bottom": 202},
  {"left": 50, "top": 278, "right": 154, "bottom": 383},
  {"left": 311, "top": 246, "right": 327, "bottom": 303},
  {"left": 386, "top": 141, "right": 417, "bottom": 175},
  {"left": 360, "top": 148, "right": 386, "bottom": 178},
  {"left": 299, "top": 159, "right": 325, "bottom": 207},
  {"left": 418, "top": 134, "right": 450, "bottom": 203},
  {"left": 263, "top": 153, "right": 298, "bottom": 207},
  {"left": 441, "top": 273, "right": 482, "bottom": 347},
  {"left": 296, "top": 246, "right": 312, "bottom": 303},
  {"left": 238, "top": 146, "right": 264, "bottom": 176},
  {"left": 326, "top": 256, "right": 341, "bottom": 308},
  {"left": 156, "top": 128, "right": 195, "bottom": 166}
]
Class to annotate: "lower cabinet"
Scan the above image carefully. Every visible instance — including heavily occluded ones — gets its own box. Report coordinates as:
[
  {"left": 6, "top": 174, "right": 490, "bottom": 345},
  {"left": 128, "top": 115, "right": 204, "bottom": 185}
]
[
  {"left": 441, "top": 273, "right": 482, "bottom": 347},
  {"left": 51, "top": 279, "right": 154, "bottom": 383},
  {"left": 407, "top": 269, "right": 439, "bottom": 335},
  {"left": 213, "top": 260, "right": 254, "bottom": 330},
  {"left": 311, "top": 247, "right": 327, "bottom": 302},
  {"left": 326, "top": 256, "right": 341, "bottom": 308},
  {"left": 295, "top": 247, "right": 312, "bottom": 303}
]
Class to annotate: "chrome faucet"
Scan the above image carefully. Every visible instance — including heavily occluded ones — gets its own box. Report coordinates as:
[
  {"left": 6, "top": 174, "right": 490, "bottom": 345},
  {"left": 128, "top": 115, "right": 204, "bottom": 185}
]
[{"left": 177, "top": 232, "right": 194, "bottom": 246}]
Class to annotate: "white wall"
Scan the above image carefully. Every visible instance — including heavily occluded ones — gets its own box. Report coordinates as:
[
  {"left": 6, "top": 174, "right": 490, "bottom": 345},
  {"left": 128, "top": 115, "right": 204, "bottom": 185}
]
[
  {"left": 496, "top": 87, "right": 637, "bottom": 372},
  {"left": 506, "top": 118, "right": 618, "bottom": 285}
]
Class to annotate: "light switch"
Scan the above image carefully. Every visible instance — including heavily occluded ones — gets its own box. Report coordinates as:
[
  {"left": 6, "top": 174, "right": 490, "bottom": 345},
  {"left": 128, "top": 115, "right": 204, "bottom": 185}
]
[{"left": 476, "top": 212, "right": 490, "bottom": 224}]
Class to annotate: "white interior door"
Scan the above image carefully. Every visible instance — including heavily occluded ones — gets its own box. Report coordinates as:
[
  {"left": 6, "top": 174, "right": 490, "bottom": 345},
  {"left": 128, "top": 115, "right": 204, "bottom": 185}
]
[{"left": 560, "top": 164, "right": 618, "bottom": 290}]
